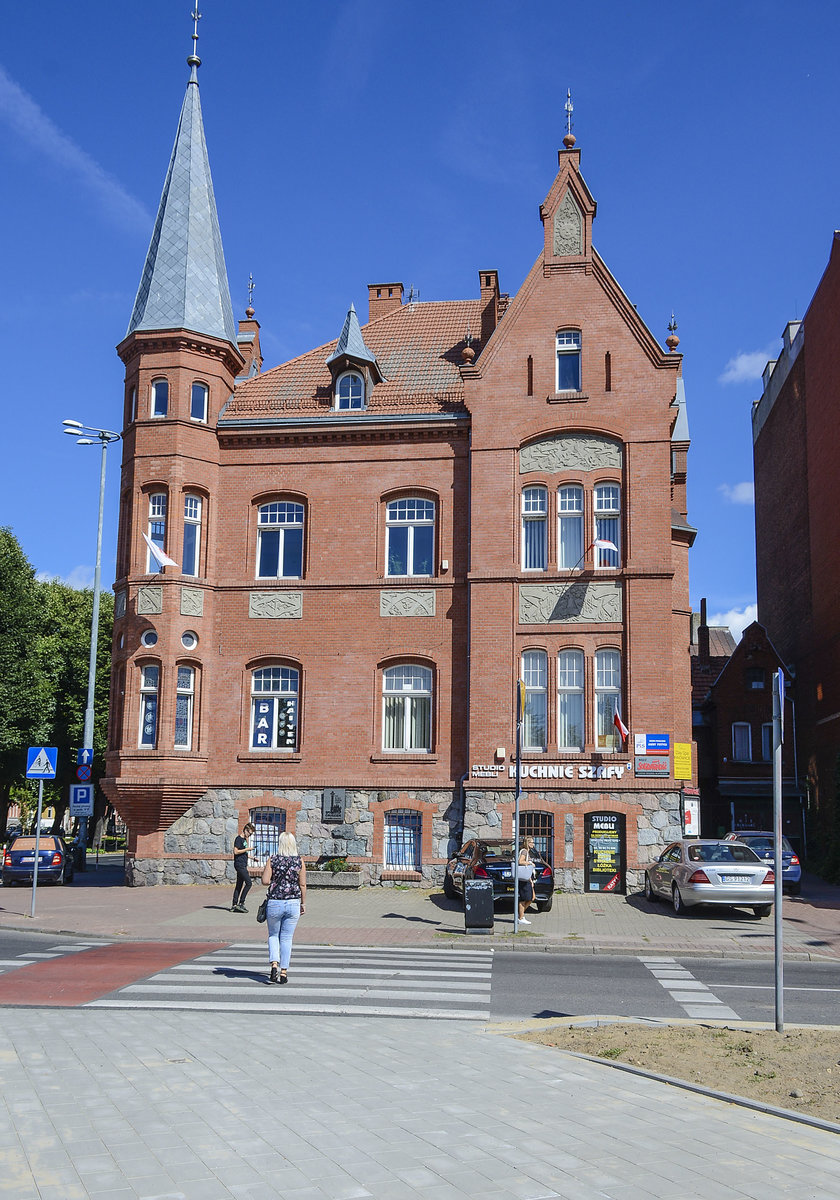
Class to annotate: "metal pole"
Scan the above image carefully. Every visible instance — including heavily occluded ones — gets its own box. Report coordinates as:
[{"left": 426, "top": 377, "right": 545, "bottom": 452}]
[
  {"left": 514, "top": 681, "right": 524, "bottom": 933},
  {"left": 30, "top": 780, "right": 44, "bottom": 918},
  {"left": 773, "top": 668, "right": 784, "bottom": 1032}
]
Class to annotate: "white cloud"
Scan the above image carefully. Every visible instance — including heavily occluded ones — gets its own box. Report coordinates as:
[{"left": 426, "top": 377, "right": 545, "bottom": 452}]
[
  {"left": 37, "top": 566, "right": 95, "bottom": 589},
  {"left": 718, "top": 344, "right": 777, "bottom": 385},
  {"left": 718, "top": 481, "right": 755, "bottom": 505},
  {"left": 0, "top": 65, "right": 150, "bottom": 232},
  {"left": 709, "top": 603, "right": 758, "bottom": 642}
]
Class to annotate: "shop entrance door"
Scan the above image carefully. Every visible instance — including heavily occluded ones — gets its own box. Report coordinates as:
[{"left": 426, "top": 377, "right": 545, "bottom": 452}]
[{"left": 584, "top": 811, "right": 626, "bottom": 894}]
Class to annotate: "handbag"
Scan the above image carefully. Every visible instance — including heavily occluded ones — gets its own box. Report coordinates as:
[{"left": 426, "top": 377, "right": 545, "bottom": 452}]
[{"left": 256, "top": 896, "right": 268, "bottom": 923}]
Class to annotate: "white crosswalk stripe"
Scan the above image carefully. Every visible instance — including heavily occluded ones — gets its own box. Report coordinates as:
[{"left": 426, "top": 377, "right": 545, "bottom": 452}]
[
  {"left": 638, "top": 955, "right": 741, "bottom": 1020},
  {"left": 86, "top": 944, "right": 494, "bottom": 1019},
  {"left": 0, "top": 941, "right": 114, "bottom": 975}
]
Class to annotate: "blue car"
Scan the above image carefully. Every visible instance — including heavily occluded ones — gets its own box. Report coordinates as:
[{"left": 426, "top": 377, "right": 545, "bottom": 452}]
[
  {"left": 725, "top": 832, "right": 801, "bottom": 895},
  {"left": 2, "top": 835, "right": 75, "bottom": 886}
]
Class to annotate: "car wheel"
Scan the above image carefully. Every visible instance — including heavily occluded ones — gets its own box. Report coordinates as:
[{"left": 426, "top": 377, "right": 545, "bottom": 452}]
[
  {"left": 644, "top": 873, "right": 656, "bottom": 903},
  {"left": 443, "top": 871, "right": 457, "bottom": 900},
  {"left": 537, "top": 893, "right": 554, "bottom": 913},
  {"left": 787, "top": 883, "right": 800, "bottom": 897},
  {"left": 672, "top": 884, "right": 686, "bottom": 915},
  {"left": 753, "top": 905, "right": 772, "bottom": 918},
  {"left": 63, "top": 867, "right": 73, "bottom": 885}
]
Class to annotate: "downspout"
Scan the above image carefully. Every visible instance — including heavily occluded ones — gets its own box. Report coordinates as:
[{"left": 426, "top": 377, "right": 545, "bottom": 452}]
[{"left": 458, "top": 425, "right": 473, "bottom": 843}]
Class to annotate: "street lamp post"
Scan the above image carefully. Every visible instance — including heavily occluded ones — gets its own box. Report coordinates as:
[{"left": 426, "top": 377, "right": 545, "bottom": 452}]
[{"left": 62, "top": 419, "right": 121, "bottom": 869}]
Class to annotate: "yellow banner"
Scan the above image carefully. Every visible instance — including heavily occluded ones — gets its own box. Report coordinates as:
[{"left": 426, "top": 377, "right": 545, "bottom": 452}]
[{"left": 673, "top": 742, "right": 693, "bottom": 780}]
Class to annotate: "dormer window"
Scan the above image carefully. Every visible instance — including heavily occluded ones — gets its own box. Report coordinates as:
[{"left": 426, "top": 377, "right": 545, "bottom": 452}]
[
  {"left": 336, "top": 371, "right": 365, "bottom": 410},
  {"left": 556, "top": 330, "right": 581, "bottom": 392}
]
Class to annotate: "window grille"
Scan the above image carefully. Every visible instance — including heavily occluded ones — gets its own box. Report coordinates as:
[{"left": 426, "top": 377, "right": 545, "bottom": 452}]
[
  {"left": 249, "top": 807, "right": 287, "bottom": 867},
  {"left": 522, "top": 811, "right": 554, "bottom": 866},
  {"left": 384, "top": 809, "right": 422, "bottom": 870}
]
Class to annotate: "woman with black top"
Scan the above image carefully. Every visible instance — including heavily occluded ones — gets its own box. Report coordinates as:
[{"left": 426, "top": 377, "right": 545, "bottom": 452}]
[
  {"left": 231, "top": 822, "right": 255, "bottom": 912},
  {"left": 260, "top": 831, "right": 306, "bottom": 984}
]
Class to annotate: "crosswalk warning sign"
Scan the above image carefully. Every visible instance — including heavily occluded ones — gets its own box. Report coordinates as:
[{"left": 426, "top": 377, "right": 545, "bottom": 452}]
[{"left": 26, "top": 747, "right": 58, "bottom": 779}]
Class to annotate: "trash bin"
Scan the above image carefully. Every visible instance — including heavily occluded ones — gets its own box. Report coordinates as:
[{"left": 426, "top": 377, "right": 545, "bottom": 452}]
[{"left": 464, "top": 878, "right": 494, "bottom": 931}]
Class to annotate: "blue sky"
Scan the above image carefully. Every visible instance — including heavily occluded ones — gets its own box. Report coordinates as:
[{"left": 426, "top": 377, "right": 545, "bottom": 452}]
[{"left": 1, "top": 1, "right": 837, "bottom": 638}]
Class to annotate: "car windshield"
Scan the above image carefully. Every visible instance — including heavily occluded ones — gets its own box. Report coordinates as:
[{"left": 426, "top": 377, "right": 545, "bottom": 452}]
[
  {"left": 688, "top": 843, "right": 760, "bottom": 863},
  {"left": 738, "top": 835, "right": 794, "bottom": 854},
  {"left": 10, "top": 836, "right": 60, "bottom": 851}
]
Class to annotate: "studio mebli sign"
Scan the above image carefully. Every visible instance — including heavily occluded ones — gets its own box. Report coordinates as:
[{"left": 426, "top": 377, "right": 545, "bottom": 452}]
[{"left": 470, "top": 761, "right": 629, "bottom": 781}]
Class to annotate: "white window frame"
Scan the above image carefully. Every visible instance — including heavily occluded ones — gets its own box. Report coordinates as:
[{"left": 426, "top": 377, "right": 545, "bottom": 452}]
[
  {"left": 522, "top": 650, "right": 547, "bottom": 751},
  {"left": 336, "top": 370, "right": 365, "bottom": 410},
  {"left": 151, "top": 378, "right": 169, "bottom": 418},
  {"left": 250, "top": 666, "right": 299, "bottom": 751},
  {"left": 385, "top": 498, "right": 435, "bottom": 578},
  {"left": 558, "top": 485, "right": 584, "bottom": 570},
  {"left": 128, "top": 386, "right": 137, "bottom": 424},
  {"left": 558, "top": 648, "right": 584, "bottom": 752},
  {"left": 594, "top": 482, "right": 621, "bottom": 568},
  {"left": 190, "top": 381, "right": 209, "bottom": 423},
  {"left": 256, "top": 501, "right": 304, "bottom": 579},
  {"left": 521, "top": 487, "right": 547, "bottom": 571},
  {"left": 174, "top": 665, "right": 195, "bottom": 750},
  {"left": 147, "top": 493, "right": 167, "bottom": 574},
  {"left": 595, "top": 648, "right": 621, "bottom": 751},
  {"left": 138, "top": 663, "right": 160, "bottom": 748},
  {"left": 732, "top": 722, "right": 752, "bottom": 761},
  {"left": 556, "top": 329, "right": 581, "bottom": 392},
  {"left": 384, "top": 809, "right": 422, "bottom": 870},
  {"left": 182, "top": 493, "right": 202, "bottom": 577},
  {"left": 382, "top": 664, "right": 433, "bottom": 752}
]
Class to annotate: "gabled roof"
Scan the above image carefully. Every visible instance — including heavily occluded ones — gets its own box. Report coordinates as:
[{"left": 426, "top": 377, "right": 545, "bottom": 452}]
[
  {"left": 226, "top": 298, "right": 483, "bottom": 420},
  {"left": 126, "top": 69, "right": 237, "bottom": 347}
]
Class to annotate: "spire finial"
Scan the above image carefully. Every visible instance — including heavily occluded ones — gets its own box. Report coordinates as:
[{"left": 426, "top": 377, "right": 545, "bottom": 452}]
[
  {"left": 666, "top": 311, "right": 680, "bottom": 352},
  {"left": 188, "top": 7, "right": 202, "bottom": 80},
  {"left": 246, "top": 273, "right": 255, "bottom": 318},
  {"left": 563, "top": 89, "right": 576, "bottom": 149}
]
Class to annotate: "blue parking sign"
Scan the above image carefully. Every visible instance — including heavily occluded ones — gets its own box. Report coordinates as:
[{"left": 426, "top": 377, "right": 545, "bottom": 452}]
[{"left": 69, "top": 784, "right": 94, "bottom": 817}]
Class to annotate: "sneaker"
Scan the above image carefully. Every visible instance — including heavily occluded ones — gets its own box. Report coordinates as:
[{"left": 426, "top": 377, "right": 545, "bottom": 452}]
[
  {"left": 235, "top": 904, "right": 248, "bottom": 913},
  {"left": 519, "top": 917, "right": 531, "bottom": 925}
]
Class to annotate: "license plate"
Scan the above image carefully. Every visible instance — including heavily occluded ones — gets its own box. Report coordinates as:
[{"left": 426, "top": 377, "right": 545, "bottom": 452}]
[
  {"left": 20, "top": 856, "right": 34, "bottom": 864},
  {"left": 502, "top": 870, "right": 512, "bottom": 879},
  {"left": 506, "top": 885, "right": 515, "bottom": 892},
  {"left": 721, "top": 875, "right": 749, "bottom": 883}
]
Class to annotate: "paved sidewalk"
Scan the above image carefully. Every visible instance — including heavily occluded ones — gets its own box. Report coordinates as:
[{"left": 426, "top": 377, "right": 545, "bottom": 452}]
[
  {"left": 1, "top": 860, "right": 839, "bottom": 958},
  {"left": 2, "top": 1007, "right": 839, "bottom": 1200}
]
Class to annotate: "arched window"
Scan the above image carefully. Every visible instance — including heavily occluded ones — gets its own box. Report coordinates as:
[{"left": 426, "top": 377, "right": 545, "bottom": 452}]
[
  {"left": 250, "top": 666, "right": 299, "bottom": 750},
  {"left": 182, "top": 493, "right": 202, "bottom": 577},
  {"left": 521, "top": 487, "right": 547, "bottom": 570},
  {"left": 256, "top": 501, "right": 304, "bottom": 578},
  {"left": 138, "top": 663, "right": 160, "bottom": 748},
  {"left": 558, "top": 486, "right": 583, "bottom": 569},
  {"left": 594, "top": 483, "right": 620, "bottom": 567},
  {"left": 336, "top": 371, "right": 365, "bottom": 410},
  {"left": 521, "top": 650, "right": 547, "bottom": 751},
  {"left": 151, "top": 378, "right": 169, "bottom": 418},
  {"left": 384, "top": 809, "right": 422, "bottom": 870},
  {"left": 558, "top": 649, "right": 584, "bottom": 751},
  {"left": 147, "top": 493, "right": 167, "bottom": 573},
  {"left": 382, "top": 664, "right": 432, "bottom": 752},
  {"left": 174, "top": 665, "right": 196, "bottom": 750},
  {"left": 385, "top": 497, "right": 435, "bottom": 577},
  {"left": 595, "top": 648, "right": 621, "bottom": 750},
  {"left": 190, "top": 381, "right": 209, "bottom": 422},
  {"left": 556, "top": 330, "right": 581, "bottom": 391}
]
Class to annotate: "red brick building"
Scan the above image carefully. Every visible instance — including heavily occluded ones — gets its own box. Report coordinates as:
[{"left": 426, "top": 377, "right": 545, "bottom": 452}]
[
  {"left": 103, "top": 50, "right": 696, "bottom": 890},
  {"left": 753, "top": 234, "right": 840, "bottom": 851}
]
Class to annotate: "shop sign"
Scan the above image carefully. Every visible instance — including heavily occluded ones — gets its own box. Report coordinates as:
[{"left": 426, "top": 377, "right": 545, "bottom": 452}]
[
  {"left": 634, "top": 755, "right": 670, "bottom": 777},
  {"left": 508, "top": 762, "right": 628, "bottom": 780},
  {"left": 673, "top": 742, "right": 693, "bottom": 780},
  {"left": 634, "top": 733, "right": 670, "bottom": 754},
  {"left": 470, "top": 763, "right": 505, "bottom": 778},
  {"left": 585, "top": 811, "right": 626, "bottom": 894}
]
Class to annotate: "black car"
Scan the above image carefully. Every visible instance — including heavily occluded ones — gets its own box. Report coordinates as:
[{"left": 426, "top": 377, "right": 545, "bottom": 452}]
[
  {"left": 444, "top": 838, "right": 554, "bottom": 911},
  {"left": 2, "top": 835, "right": 75, "bottom": 886}
]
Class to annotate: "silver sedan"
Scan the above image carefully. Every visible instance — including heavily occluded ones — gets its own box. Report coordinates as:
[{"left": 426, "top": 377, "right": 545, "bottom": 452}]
[{"left": 644, "top": 840, "right": 775, "bottom": 918}]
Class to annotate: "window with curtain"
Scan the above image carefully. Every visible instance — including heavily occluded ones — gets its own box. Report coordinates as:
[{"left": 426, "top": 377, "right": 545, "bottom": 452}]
[
  {"left": 521, "top": 487, "right": 547, "bottom": 570},
  {"left": 761, "top": 722, "right": 773, "bottom": 761},
  {"left": 384, "top": 809, "right": 422, "bottom": 870},
  {"left": 382, "top": 664, "right": 432, "bottom": 751},
  {"left": 522, "top": 650, "right": 547, "bottom": 751},
  {"left": 558, "top": 485, "right": 583, "bottom": 569},
  {"left": 147, "top": 493, "right": 167, "bottom": 573},
  {"left": 557, "top": 649, "right": 584, "bottom": 751},
  {"left": 138, "top": 664, "right": 160, "bottom": 748},
  {"left": 248, "top": 806, "right": 286, "bottom": 867},
  {"left": 256, "top": 501, "right": 304, "bottom": 578},
  {"left": 595, "top": 648, "right": 621, "bottom": 750},
  {"left": 174, "top": 666, "right": 195, "bottom": 750},
  {"left": 732, "top": 722, "right": 752, "bottom": 761},
  {"left": 182, "top": 493, "right": 202, "bottom": 576},
  {"left": 250, "top": 666, "right": 299, "bottom": 750},
  {"left": 594, "top": 483, "right": 620, "bottom": 567},
  {"left": 385, "top": 498, "right": 435, "bottom": 577}
]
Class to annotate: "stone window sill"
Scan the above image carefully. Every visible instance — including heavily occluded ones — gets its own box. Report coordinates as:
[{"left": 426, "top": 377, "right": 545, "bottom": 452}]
[
  {"left": 237, "top": 753, "right": 302, "bottom": 763},
  {"left": 381, "top": 871, "right": 423, "bottom": 882},
  {"left": 370, "top": 753, "right": 438, "bottom": 764},
  {"left": 547, "top": 392, "right": 588, "bottom": 403}
]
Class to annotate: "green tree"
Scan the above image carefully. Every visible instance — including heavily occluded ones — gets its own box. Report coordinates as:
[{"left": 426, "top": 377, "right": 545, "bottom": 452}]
[{"left": 0, "top": 528, "right": 50, "bottom": 831}]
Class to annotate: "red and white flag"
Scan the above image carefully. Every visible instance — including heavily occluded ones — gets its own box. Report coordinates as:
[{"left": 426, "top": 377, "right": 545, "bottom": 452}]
[
  {"left": 142, "top": 531, "right": 180, "bottom": 570},
  {"left": 613, "top": 703, "right": 629, "bottom": 745}
]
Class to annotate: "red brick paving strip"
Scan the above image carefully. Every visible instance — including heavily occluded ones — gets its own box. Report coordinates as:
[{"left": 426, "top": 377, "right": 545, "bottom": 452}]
[{"left": 0, "top": 942, "right": 222, "bottom": 1007}]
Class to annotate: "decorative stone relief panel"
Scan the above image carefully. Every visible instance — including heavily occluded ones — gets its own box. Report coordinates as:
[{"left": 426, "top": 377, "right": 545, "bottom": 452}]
[
  {"left": 136, "top": 586, "right": 163, "bottom": 615},
  {"left": 380, "top": 590, "right": 436, "bottom": 617},
  {"left": 249, "top": 592, "right": 302, "bottom": 619},
  {"left": 180, "top": 587, "right": 205, "bottom": 617},
  {"left": 519, "top": 580, "right": 622, "bottom": 624},
  {"left": 520, "top": 433, "right": 622, "bottom": 474},
  {"left": 553, "top": 191, "right": 583, "bottom": 256},
  {"left": 114, "top": 591, "right": 126, "bottom": 619}
]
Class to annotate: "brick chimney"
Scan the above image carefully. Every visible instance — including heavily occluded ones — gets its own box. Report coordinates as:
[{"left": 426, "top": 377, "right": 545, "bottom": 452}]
[
  {"left": 368, "top": 283, "right": 404, "bottom": 323},
  {"left": 697, "top": 597, "right": 710, "bottom": 662},
  {"left": 479, "top": 269, "right": 500, "bottom": 345}
]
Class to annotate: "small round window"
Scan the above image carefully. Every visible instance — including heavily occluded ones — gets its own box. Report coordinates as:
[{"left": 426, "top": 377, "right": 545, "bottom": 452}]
[
  {"left": 140, "top": 629, "right": 158, "bottom": 648},
  {"left": 181, "top": 630, "right": 198, "bottom": 650}
]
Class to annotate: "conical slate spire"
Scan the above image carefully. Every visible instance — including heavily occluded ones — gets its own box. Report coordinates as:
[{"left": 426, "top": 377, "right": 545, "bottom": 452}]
[
  {"left": 326, "top": 304, "right": 377, "bottom": 366},
  {"left": 126, "top": 70, "right": 236, "bottom": 346}
]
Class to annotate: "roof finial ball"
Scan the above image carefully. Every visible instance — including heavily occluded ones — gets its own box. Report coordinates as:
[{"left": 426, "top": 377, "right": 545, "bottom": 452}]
[
  {"left": 188, "top": 8, "right": 202, "bottom": 73},
  {"left": 562, "top": 89, "right": 576, "bottom": 150},
  {"left": 666, "top": 312, "right": 680, "bottom": 352},
  {"left": 461, "top": 326, "right": 475, "bottom": 365},
  {"left": 246, "top": 272, "right": 255, "bottom": 319}
]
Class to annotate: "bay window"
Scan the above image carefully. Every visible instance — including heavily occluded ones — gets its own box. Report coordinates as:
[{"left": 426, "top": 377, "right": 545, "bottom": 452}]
[
  {"left": 182, "top": 493, "right": 202, "bottom": 577},
  {"left": 147, "top": 493, "right": 167, "bottom": 573}
]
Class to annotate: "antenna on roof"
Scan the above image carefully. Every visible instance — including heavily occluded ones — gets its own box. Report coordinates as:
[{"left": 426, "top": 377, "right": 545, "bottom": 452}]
[
  {"left": 563, "top": 89, "right": 576, "bottom": 149},
  {"left": 188, "top": 7, "right": 202, "bottom": 78},
  {"left": 407, "top": 285, "right": 420, "bottom": 308}
]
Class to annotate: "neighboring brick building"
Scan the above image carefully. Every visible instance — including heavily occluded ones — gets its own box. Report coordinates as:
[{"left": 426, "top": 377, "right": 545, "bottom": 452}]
[
  {"left": 752, "top": 234, "right": 840, "bottom": 854},
  {"left": 103, "top": 47, "right": 696, "bottom": 891}
]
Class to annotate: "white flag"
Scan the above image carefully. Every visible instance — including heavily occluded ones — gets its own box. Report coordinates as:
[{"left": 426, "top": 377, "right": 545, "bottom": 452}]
[
  {"left": 594, "top": 538, "right": 618, "bottom": 552},
  {"left": 142, "top": 531, "right": 180, "bottom": 570}
]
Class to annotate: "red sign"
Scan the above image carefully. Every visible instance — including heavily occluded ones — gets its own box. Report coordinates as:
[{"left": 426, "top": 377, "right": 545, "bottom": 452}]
[{"left": 76, "top": 764, "right": 92, "bottom": 781}]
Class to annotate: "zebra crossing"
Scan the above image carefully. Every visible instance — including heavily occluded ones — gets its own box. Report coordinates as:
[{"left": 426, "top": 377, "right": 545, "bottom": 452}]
[
  {"left": 638, "top": 955, "right": 741, "bottom": 1020},
  {"left": 86, "top": 944, "right": 494, "bottom": 1019},
  {"left": 0, "top": 940, "right": 111, "bottom": 973}
]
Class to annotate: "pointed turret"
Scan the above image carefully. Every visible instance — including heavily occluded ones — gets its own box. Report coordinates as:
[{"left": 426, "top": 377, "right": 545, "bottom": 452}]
[
  {"left": 126, "top": 42, "right": 236, "bottom": 347},
  {"left": 327, "top": 304, "right": 379, "bottom": 371}
]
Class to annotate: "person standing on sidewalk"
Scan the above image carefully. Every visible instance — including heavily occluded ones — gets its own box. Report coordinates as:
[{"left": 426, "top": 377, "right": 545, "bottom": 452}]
[
  {"left": 231, "top": 822, "right": 255, "bottom": 913},
  {"left": 517, "top": 835, "right": 536, "bottom": 926},
  {"left": 260, "top": 831, "right": 306, "bottom": 985}
]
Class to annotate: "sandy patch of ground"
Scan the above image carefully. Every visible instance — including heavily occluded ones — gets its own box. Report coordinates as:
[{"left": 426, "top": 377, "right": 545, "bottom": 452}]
[{"left": 520, "top": 1024, "right": 840, "bottom": 1124}]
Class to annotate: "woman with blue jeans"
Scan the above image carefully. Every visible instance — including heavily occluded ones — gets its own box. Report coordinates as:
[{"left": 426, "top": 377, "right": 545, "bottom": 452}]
[{"left": 260, "top": 831, "right": 306, "bottom": 984}]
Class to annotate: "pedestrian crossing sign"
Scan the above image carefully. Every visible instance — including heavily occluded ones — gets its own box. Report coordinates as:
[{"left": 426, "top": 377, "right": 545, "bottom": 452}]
[{"left": 26, "top": 746, "right": 58, "bottom": 779}]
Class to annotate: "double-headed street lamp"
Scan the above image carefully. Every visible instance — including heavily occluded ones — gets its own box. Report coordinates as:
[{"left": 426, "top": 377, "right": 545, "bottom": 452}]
[{"left": 62, "top": 419, "right": 121, "bottom": 868}]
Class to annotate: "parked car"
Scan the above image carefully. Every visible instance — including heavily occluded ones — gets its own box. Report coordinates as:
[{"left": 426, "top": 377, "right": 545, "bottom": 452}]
[
  {"left": 2, "top": 835, "right": 75, "bottom": 886},
  {"left": 444, "top": 838, "right": 555, "bottom": 911},
  {"left": 643, "top": 839, "right": 774, "bottom": 917},
  {"left": 723, "top": 831, "right": 801, "bottom": 895}
]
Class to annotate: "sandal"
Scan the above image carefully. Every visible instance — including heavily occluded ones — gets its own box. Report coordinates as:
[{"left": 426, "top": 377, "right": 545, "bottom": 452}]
[
  {"left": 269, "top": 965, "right": 279, "bottom": 984},
  {"left": 279, "top": 969, "right": 288, "bottom": 985}
]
